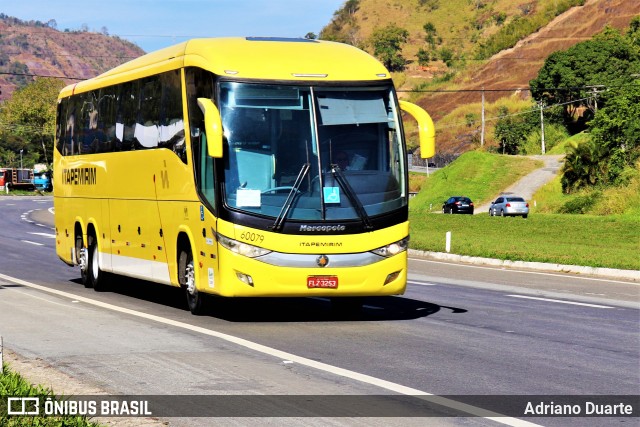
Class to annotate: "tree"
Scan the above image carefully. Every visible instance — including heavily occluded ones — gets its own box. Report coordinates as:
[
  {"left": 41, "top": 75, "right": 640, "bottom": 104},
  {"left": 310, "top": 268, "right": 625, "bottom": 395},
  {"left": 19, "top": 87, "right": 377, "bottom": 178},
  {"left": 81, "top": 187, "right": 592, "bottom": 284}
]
[
  {"left": 561, "top": 138, "right": 608, "bottom": 193},
  {"left": 416, "top": 48, "right": 430, "bottom": 66},
  {"left": 588, "top": 83, "right": 640, "bottom": 186},
  {"left": 370, "top": 24, "right": 409, "bottom": 71},
  {"left": 628, "top": 15, "right": 640, "bottom": 46},
  {"left": 532, "top": 18, "right": 640, "bottom": 192},
  {"left": 493, "top": 106, "right": 536, "bottom": 155},
  {"left": 319, "top": 0, "right": 360, "bottom": 44},
  {"left": 438, "top": 47, "right": 455, "bottom": 67},
  {"left": 530, "top": 26, "right": 640, "bottom": 130},
  {"left": 0, "top": 78, "right": 65, "bottom": 166},
  {"left": 423, "top": 22, "right": 437, "bottom": 49}
]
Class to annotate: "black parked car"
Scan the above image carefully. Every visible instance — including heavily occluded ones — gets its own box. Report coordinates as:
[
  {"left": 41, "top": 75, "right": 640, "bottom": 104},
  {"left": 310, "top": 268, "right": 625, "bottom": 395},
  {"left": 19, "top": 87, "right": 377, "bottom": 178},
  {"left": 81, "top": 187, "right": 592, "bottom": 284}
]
[{"left": 442, "top": 196, "right": 474, "bottom": 214}]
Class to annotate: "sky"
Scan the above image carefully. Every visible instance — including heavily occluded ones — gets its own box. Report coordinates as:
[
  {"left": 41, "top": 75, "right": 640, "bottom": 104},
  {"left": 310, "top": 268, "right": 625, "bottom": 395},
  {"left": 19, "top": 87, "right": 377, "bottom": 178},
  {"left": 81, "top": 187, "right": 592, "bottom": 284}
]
[{"left": 3, "top": 0, "right": 346, "bottom": 53}]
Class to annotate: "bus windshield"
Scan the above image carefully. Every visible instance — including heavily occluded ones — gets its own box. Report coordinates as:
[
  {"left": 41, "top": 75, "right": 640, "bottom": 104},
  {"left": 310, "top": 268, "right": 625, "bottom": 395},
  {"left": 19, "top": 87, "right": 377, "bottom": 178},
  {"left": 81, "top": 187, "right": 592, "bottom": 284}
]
[{"left": 219, "top": 82, "right": 406, "bottom": 223}]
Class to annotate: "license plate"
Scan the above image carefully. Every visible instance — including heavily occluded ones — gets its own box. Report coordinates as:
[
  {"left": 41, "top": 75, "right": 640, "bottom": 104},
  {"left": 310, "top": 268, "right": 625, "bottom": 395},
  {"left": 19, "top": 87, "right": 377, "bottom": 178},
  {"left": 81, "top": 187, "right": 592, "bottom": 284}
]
[{"left": 307, "top": 276, "right": 338, "bottom": 289}]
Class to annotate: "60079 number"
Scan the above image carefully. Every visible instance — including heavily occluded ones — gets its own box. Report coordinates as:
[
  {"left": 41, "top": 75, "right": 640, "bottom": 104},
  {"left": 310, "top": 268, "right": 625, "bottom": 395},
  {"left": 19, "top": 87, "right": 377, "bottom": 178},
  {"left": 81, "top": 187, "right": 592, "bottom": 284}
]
[{"left": 240, "top": 231, "right": 264, "bottom": 243}]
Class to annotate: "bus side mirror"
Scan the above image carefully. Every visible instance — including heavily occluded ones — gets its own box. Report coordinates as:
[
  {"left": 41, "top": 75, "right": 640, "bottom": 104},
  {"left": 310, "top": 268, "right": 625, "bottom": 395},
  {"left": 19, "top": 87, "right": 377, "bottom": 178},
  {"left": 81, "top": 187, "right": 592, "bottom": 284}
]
[
  {"left": 197, "top": 98, "right": 223, "bottom": 158},
  {"left": 399, "top": 100, "right": 435, "bottom": 159}
]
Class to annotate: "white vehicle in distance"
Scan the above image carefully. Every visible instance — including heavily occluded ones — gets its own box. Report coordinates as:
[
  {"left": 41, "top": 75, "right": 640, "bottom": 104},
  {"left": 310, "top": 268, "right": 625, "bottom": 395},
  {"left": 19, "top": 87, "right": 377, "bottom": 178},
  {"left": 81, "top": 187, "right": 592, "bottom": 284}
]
[{"left": 489, "top": 196, "right": 529, "bottom": 219}]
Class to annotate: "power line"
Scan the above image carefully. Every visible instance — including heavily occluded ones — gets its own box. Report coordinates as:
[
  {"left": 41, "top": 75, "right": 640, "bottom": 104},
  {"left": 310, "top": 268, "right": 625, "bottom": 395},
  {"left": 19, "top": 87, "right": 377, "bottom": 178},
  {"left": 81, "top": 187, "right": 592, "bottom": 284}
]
[
  {"left": 0, "top": 50, "right": 139, "bottom": 60},
  {"left": 436, "top": 96, "right": 594, "bottom": 131},
  {"left": 0, "top": 71, "right": 86, "bottom": 81},
  {"left": 400, "top": 82, "right": 640, "bottom": 93}
]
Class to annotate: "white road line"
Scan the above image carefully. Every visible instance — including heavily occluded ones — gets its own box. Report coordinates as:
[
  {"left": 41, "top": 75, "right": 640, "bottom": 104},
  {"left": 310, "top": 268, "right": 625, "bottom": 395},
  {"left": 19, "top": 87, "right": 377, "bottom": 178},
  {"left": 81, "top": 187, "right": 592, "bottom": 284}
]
[
  {"left": 0, "top": 272, "right": 540, "bottom": 427},
  {"left": 20, "top": 240, "right": 44, "bottom": 246},
  {"left": 27, "top": 232, "right": 56, "bottom": 239},
  {"left": 409, "top": 281, "right": 438, "bottom": 286},
  {"left": 507, "top": 295, "right": 614, "bottom": 309},
  {"left": 410, "top": 257, "right": 639, "bottom": 285}
]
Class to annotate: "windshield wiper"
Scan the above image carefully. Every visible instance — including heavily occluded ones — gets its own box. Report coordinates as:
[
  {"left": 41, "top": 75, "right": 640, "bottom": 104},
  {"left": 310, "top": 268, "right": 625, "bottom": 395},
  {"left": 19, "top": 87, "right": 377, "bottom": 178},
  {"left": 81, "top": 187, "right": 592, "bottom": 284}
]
[
  {"left": 330, "top": 165, "right": 373, "bottom": 230},
  {"left": 271, "top": 162, "right": 310, "bottom": 232}
]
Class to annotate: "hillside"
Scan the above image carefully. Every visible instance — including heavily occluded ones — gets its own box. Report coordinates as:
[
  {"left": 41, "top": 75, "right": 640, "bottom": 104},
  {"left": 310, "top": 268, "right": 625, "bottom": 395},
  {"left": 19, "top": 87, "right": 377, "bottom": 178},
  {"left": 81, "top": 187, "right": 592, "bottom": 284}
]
[
  {"left": 322, "top": 0, "right": 640, "bottom": 154},
  {"left": 0, "top": 15, "right": 145, "bottom": 102},
  {"left": 415, "top": 0, "right": 640, "bottom": 117}
]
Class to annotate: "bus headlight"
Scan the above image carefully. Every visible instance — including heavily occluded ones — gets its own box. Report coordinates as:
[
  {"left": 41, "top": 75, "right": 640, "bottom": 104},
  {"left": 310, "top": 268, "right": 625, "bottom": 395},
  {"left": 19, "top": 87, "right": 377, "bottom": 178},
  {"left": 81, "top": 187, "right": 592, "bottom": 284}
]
[
  {"left": 217, "top": 233, "right": 272, "bottom": 258},
  {"left": 370, "top": 237, "right": 409, "bottom": 258}
]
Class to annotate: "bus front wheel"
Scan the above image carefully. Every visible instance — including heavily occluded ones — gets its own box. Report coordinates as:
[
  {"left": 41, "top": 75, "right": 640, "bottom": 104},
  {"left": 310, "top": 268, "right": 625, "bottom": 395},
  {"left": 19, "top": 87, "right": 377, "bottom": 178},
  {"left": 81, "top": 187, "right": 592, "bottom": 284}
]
[{"left": 178, "top": 246, "right": 208, "bottom": 315}]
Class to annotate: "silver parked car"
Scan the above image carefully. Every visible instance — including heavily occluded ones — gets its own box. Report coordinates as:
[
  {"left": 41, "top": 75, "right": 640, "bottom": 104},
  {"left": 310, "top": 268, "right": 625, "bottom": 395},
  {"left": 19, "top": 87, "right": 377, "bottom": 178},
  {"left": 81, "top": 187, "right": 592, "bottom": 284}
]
[{"left": 489, "top": 196, "right": 529, "bottom": 218}]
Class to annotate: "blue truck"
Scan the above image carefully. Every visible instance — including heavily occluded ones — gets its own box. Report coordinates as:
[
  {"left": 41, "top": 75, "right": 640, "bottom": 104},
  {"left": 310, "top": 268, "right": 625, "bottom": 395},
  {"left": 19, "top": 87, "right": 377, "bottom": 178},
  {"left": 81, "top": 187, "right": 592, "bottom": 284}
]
[{"left": 32, "top": 167, "right": 53, "bottom": 192}]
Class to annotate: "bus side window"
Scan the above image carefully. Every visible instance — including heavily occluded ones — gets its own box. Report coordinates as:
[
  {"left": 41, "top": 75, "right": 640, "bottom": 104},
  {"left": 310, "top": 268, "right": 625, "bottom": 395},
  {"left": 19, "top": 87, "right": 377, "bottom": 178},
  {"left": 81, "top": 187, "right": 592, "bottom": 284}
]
[
  {"left": 99, "top": 86, "right": 119, "bottom": 153},
  {"left": 136, "top": 77, "right": 161, "bottom": 149},
  {"left": 158, "top": 70, "right": 186, "bottom": 162},
  {"left": 81, "top": 92, "right": 100, "bottom": 154},
  {"left": 72, "top": 94, "right": 85, "bottom": 155},
  {"left": 56, "top": 98, "right": 69, "bottom": 155},
  {"left": 119, "top": 81, "right": 139, "bottom": 151},
  {"left": 186, "top": 67, "right": 216, "bottom": 205}
]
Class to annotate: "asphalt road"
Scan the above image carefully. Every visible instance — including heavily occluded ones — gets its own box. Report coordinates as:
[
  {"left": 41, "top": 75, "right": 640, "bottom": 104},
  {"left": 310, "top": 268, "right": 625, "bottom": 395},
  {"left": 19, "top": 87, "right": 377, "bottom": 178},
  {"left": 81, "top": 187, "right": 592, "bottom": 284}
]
[{"left": 0, "top": 196, "right": 638, "bottom": 427}]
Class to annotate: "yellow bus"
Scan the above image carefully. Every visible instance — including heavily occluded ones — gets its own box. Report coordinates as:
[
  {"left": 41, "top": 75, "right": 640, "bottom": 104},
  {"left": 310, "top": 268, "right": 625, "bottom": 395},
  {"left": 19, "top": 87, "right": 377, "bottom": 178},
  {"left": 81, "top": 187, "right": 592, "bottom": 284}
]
[{"left": 54, "top": 37, "right": 434, "bottom": 315}]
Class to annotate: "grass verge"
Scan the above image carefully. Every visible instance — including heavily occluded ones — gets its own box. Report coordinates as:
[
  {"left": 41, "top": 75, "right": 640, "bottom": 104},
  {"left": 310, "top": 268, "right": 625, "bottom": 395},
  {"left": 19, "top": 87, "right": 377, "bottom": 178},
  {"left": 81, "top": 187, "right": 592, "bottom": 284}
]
[
  {"left": 410, "top": 150, "right": 542, "bottom": 213},
  {"left": 0, "top": 363, "right": 100, "bottom": 427},
  {"left": 409, "top": 212, "right": 640, "bottom": 271}
]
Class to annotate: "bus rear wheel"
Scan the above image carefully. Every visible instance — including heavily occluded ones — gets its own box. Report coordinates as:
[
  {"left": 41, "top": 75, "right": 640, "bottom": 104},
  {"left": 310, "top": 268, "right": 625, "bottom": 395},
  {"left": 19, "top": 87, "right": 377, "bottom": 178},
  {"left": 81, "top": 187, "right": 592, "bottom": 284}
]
[
  {"left": 86, "top": 233, "right": 109, "bottom": 291},
  {"left": 77, "top": 234, "right": 91, "bottom": 288},
  {"left": 178, "top": 246, "right": 208, "bottom": 315}
]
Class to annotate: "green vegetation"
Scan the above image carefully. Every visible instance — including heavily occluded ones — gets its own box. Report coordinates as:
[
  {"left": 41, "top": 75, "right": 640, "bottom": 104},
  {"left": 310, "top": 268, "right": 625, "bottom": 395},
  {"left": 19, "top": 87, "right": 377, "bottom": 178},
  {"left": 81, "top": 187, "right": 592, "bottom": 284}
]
[
  {"left": 410, "top": 151, "right": 542, "bottom": 212},
  {"left": 321, "top": 0, "right": 582, "bottom": 71},
  {"left": 0, "top": 77, "right": 64, "bottom": 168},
  {"left": 0, "top": 363, "right": 100, "bottom": 427},
  {"left": 531, "top": 160, "right": 640, "bottom": 217},
  {"left": 476, "top": 0, "right": 586, "bottom": 60},
  {"left": 409, "top": 150, "right": 640, "bottom": 271},
  {"left": 529, "top": 20, "right": 640, "bottom": 193},
  {"left": 409, "top": 212, "right": 639, "bottom": 270},
  {"left": 370, "top": 24, "right": 409, "bottom": 71}
]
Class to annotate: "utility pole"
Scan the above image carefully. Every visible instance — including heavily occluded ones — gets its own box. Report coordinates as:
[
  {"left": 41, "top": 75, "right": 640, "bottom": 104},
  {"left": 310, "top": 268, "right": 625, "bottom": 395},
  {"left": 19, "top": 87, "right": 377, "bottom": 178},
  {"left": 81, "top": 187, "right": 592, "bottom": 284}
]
[
  {"left": 539, "top": 101, "right": 545, "bottom": 155},
  {"left": 587, "top": 85, "right": 604, "bottom": 114},
  {"left": 592, "top": 86, "right": 600, "bottom": 113},
  {"left": 480, "top": 87, "right": 485, "bottom": 147}
]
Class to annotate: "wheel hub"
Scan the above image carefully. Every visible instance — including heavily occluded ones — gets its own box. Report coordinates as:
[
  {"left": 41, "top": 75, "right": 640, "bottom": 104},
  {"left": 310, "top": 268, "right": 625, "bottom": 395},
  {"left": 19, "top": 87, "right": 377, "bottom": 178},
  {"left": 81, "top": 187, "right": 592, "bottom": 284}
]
[
  {"left": 79, "top": 247, "right": 89, "bottom": 272},
  {"left": 185, "top": 262, "right": 196, "bottom": 295}
]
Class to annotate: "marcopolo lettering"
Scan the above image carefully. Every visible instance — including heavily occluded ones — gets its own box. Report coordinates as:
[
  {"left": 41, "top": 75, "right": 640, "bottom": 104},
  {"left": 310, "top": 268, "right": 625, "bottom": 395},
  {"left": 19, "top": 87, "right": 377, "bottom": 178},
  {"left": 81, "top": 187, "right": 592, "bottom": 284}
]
[
  {"left": 299, "top": 224, "right": 346, "bottom": 232},
  {"left": 63, "top": 167, "right": 97, "bottom": 185}
]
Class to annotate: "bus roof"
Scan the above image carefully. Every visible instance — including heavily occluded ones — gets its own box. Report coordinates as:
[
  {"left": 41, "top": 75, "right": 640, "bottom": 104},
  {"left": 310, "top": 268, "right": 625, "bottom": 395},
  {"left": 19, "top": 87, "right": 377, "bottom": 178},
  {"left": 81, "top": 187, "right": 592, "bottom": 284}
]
[{"left": 60, "top": 37, "right": 391, "bottom": 97}]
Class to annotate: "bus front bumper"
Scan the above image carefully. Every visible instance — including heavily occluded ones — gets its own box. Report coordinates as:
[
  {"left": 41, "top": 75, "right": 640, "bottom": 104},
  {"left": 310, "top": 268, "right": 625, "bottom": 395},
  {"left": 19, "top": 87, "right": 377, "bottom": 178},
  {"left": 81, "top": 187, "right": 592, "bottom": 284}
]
[{"left": 211, "top": 249, "right": 407, "bottom": 297}]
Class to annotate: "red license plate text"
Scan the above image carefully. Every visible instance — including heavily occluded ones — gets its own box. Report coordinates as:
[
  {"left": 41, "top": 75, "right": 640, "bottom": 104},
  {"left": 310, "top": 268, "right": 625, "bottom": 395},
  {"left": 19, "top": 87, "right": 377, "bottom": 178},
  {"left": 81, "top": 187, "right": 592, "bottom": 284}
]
[{"left": 307, "top": 276, "right": 338, "bottom": 289}]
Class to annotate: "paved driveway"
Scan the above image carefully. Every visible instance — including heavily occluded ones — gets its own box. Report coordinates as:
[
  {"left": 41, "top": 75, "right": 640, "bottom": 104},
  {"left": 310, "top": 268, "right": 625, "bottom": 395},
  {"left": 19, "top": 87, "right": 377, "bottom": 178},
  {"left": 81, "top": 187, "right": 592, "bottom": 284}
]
[{"left": 475, "top": 155, "right": 564, "bottom": 214}]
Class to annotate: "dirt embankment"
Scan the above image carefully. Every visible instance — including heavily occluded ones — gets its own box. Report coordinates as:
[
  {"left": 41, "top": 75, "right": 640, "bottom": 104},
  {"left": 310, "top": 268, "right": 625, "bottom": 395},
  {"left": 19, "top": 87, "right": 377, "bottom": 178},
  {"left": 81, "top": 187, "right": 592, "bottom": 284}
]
[{"left": 413, "top": 0, "right": 640, "bottom": 152}]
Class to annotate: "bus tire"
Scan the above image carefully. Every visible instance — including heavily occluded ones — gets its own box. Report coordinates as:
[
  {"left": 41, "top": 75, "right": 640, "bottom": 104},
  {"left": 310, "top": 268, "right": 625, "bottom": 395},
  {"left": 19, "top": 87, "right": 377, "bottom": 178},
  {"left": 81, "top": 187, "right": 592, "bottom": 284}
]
[
  {"left": 87, "top": 233, "right": 109, "bottom": 291},
  {"left": 77, "top": 233, "right": 92, "bottom": 288},
  {"left": 178, "top": 245, "right": 208, "bottom": 315}
]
